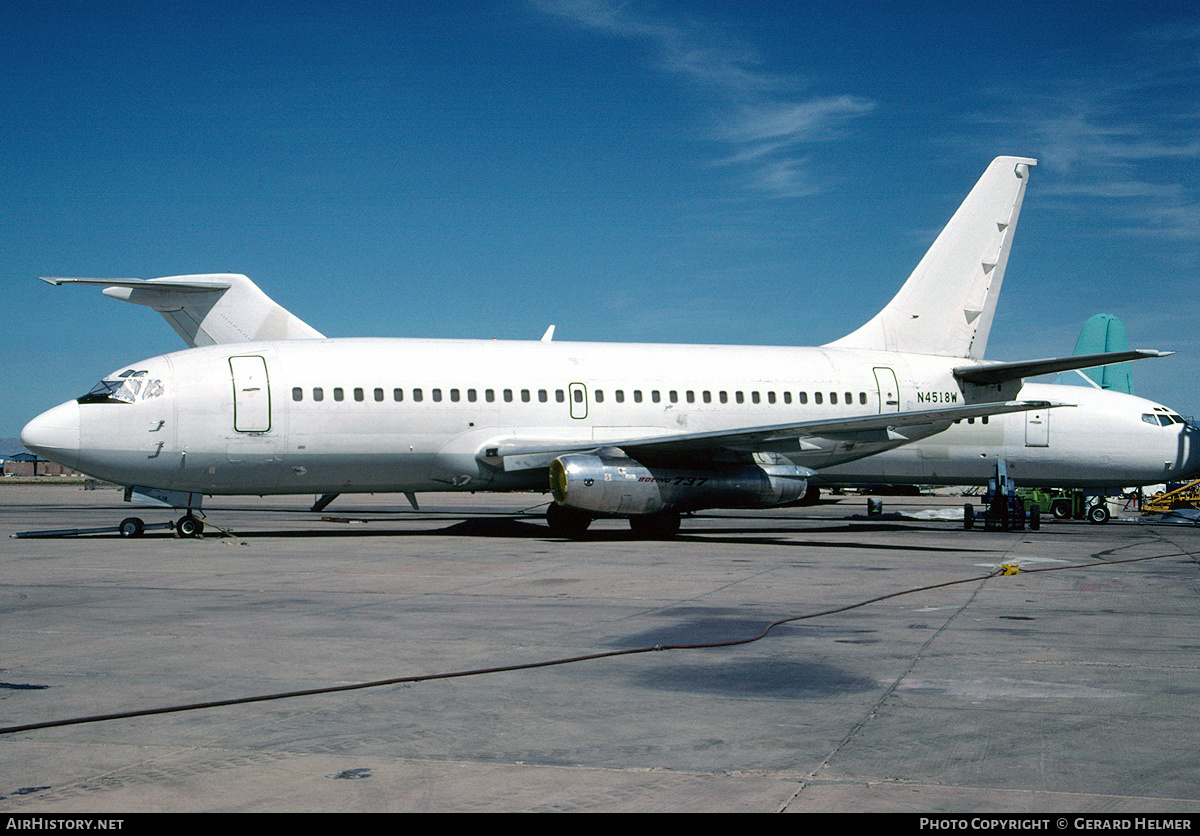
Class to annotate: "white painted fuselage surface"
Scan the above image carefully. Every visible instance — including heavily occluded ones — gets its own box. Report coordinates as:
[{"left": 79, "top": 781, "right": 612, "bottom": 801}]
[{"left": 24, "top": 338, "right": 1199, "bottom": 497}]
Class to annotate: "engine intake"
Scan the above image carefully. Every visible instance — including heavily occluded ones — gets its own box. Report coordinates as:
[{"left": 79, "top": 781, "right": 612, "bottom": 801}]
[{"left": 549, "top": 450, "right": 809, "bottom": 516}]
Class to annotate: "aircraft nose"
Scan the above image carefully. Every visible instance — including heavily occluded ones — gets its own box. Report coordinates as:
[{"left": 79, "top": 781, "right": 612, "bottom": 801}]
[
  {"left": 21, "top": 400, "right": 81, "bottom": 470},
  {"left": 1181, "top": 422, "right": 1200, "bottom": 480}
]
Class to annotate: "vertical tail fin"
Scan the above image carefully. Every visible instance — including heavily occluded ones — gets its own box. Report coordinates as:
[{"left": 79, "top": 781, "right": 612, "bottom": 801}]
[
  {"left": 825, "top": 156, "right": 1036, "bottom": 359},
  {"left": 1071, "top": 313, "right": 1134, "bottom": 394}
]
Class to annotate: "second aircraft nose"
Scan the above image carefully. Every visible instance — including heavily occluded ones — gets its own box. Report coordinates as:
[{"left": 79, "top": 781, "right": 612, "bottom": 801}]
[{"left": 20, "top": 400, "right": 81, "bottom": 470}]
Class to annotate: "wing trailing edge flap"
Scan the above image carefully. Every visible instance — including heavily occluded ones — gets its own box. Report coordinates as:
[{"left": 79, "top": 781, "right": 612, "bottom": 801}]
[
  {"left": 954, "top": 350, "right": 1171, "bottom": 386},
  {"left": 487, "top": 399, "right": 1061, "bottom": 473}
]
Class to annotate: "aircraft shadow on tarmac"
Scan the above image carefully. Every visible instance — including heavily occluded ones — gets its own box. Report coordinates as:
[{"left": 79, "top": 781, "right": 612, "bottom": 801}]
[
  {"left": 92, "top": 514, "right": 1003, "bottom": 552},
  {"left": 632, "top": 657, "right": 879, "bottom": 700}
]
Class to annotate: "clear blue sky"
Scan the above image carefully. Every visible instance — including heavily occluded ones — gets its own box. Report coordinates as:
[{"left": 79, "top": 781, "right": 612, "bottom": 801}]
[{"left": 4, "top": 1, "right": 1198, "bottom": 440}]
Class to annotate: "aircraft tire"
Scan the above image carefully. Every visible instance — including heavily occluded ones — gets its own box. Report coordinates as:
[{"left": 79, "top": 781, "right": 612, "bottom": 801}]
[
  {"left": 545, "top": 503, "right": 592, "bottom": 539},
  {"left": 1051, "top": 499, "right": 1072, "bottom": 519},
  {"left": 177, "top": 514, "right": 205, "bottom": 537},
  {"left": 119, "top": 517, "right": 145, "bottom": 538},
  {"left": 1087, "top": 504, "right": 1110, "bottom": 525},
  {"left": 964, "top": 503, "right": 975, "bottom": 530}
]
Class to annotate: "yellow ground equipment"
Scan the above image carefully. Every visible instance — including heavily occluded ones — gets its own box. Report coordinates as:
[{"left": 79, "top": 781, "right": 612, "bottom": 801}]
[{"left": 1142, "top": 480, "right": 1200, "bottom": 515}]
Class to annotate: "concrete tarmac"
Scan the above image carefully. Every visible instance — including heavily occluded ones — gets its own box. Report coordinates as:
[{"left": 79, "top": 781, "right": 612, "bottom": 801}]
[{"left": 2, "top": 484, "right": 1199, "bottom": 813}]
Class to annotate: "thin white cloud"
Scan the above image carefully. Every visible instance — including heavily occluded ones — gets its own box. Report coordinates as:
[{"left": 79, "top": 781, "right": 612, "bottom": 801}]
[
  {"left": 533, "top": 0, "right": 874, "bottom": 197},
  {"left": 971, "top": 19, "right": 1200, "bottom": 245}
]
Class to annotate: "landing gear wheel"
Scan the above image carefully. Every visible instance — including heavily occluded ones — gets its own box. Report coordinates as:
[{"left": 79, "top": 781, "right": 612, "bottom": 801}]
[
  {"left": 1051, "top": 499, "right": 1072, "bottom": 519},
  {"left": 119, "top": 517, "right": 145, "bottom": 538},
  {"left": 1087, "top": 503, "right": 1110, "bottom": 525},
  {"left": 797, "top": 485, "right": 821, "bottom": 506},
  {"left": 177, "top": 514, "right": 205, "bottom": 537},
  {"left": 545, "top": 503, "right": 593, "bottom": 539},
  {"left": 964, "top": 503, "right": 975, "bottom": 530},
  {"left": 629, "top": 510, "right": 682, "bottom": 539}
]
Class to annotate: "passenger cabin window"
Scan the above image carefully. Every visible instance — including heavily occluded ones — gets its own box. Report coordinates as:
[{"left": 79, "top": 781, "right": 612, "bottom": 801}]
[
  {"left": 393, "top": 388, "right": 403, "bottom": 401},
  {"left": 413, "top": 388, "right": 423, "bottom": 402},
  {"left": 375, "top": 388, "right": 384, "bottom": 402},
  {"left": 334, "top": 387, "right": 344, "bottom": 402},
  {"left": 354, "top": 388, "right": 364, "bottom": 402},
  {"left": 292, "top": 387, "right": 303, "bottom": 401},
  {"left": 313, "top": 387, "right": 324, "bottom": 402}
]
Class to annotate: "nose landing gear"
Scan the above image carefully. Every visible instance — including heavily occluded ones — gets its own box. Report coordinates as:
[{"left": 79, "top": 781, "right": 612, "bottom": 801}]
[
  {"left": 176, "top": 514, "right": 206, "bottom": 537},
  {"left": 116, "top": 514, "right": 206, "bottom": 537}
]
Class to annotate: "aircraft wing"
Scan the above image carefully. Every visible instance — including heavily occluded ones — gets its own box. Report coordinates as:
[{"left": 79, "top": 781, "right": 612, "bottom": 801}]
[
  {"left": 953, "top": 350, "right": 1171, "bottom": 385},
  {"left": 488, "top": 399, "right": 1058, "bottom": 472}
]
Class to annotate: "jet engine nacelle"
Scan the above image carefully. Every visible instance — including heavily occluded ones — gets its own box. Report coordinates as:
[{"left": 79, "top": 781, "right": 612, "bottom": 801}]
[{"left": 549, "top": 451, "right": 809, "bottom": 516}]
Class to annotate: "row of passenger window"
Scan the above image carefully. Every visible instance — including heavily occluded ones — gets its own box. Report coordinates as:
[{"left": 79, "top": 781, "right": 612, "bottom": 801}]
[{"left": 290, "top": 386, "right": 872, "bottom": 406}]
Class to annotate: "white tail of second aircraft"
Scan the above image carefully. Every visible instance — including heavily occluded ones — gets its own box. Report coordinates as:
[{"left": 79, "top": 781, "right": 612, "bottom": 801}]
[
  {"left": 826, "top": 156, "right": 1036, "bottom": 360},
  {"left": 40, "top": 273, "right": 324, "bottom": 347}
]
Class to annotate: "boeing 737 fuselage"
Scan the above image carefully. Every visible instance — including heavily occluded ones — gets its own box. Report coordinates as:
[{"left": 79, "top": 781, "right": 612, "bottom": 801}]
[{"left": 21, "top": 157, "right": 1200, "bottom": 537}]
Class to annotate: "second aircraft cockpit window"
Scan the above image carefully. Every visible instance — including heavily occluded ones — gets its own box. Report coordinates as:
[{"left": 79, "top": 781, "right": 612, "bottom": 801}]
[{"left": 78, "top": 369, "right": 165, "bottom": 404}]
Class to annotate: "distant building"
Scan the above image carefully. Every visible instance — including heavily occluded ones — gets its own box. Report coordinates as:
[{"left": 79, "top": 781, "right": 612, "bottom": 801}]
[{"left": 2, "top": 452, "right": 84, "bottom": 477}]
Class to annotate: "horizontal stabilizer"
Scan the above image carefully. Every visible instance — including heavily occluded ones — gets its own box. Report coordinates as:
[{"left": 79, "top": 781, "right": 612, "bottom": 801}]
[
  {"left": 40, "top": 274, "right": 324, "bottom": 347},
  {"left": 43, "top": 277, "right": 232, "bottom": 291},
  {"left": 954, "top": 350, "right": 1171, "bottom": 386}
]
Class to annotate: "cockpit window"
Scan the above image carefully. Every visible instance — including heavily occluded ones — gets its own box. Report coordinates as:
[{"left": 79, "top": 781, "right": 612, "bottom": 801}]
[
  {"left": 78, "top": 369, "right": 165, "bottom": 404},
  {"left": 1142, "top": 413, "right": 1176, "bottom": 427}
]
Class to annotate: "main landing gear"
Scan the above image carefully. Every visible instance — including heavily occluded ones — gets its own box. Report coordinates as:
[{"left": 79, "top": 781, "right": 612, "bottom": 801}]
[
  {"left": 963, "top": 458, "right": 1041, "bottom": 532},
  {"left": 545, "top": 504, "right": 682, "bottom": 540}
]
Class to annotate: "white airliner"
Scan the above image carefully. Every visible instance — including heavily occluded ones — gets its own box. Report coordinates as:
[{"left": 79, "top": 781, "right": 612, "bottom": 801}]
[{"left": 22, "top": 157, "right": 1200, "bottom": 537}]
